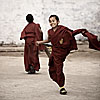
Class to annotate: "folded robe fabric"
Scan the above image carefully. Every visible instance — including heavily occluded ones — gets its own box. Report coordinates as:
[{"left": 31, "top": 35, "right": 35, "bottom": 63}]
[{"left": 72, "top": 29, "right": 100, "bottom": 51}]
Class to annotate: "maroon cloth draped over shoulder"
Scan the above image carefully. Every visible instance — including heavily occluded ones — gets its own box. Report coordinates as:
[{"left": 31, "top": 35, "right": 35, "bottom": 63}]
[
  {"left": 36, "top": 24, "right": 45, "bottom": 51},
  {"left": 72, "top": 29, "right": 100, "bottom": 51},
  {"left": 20, "top": 22, "right": 41, "bottom": 72},
  {"left": 20, "top": 22, "right": 41, "bottom": 41}
]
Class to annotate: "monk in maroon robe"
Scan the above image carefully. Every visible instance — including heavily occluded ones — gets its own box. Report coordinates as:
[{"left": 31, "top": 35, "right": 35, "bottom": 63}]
[
  {"left": 36, "top": 15, "right": 100, "bottom": 95},
  {"left": 20, "top": 14, "right": 42, "bottom": 74},
  {"left": 36, "top": 15, "right": 73, "bottom": 95}
]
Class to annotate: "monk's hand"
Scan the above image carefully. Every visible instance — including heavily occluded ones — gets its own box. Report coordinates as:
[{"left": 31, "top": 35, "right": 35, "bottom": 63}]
[
  {"left": 82, "top": 30, "right": 86, "bottom": 34},
  {"left": 59, "top": 38, "right": 63, "bottom": 44},
  {"left": 36, "top": 41, "right": 39, "bottom": 46},
  {"left": 82, "top": 29, "right": 88, "bottom": 34}
]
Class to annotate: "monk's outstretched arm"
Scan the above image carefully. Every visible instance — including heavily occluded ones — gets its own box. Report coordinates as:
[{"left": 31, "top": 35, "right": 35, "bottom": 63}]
[{"left": 36, "top": 39, "right": 50, "bottom": 46}]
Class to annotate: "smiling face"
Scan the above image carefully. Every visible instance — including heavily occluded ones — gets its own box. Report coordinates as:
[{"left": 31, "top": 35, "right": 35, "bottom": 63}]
[{"left": 49, "top": 17, "right": 59, "bottom": 29}]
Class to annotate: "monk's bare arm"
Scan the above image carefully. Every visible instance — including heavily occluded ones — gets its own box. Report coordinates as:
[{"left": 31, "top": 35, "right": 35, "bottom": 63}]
[{"left": 36, "top": 39, "right": 50, "bottom": 46}]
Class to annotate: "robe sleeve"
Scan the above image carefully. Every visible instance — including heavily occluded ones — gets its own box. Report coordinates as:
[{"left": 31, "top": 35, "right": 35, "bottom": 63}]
[
  {"left": 48, "top": 30, "right": 51, "bottom": 42},
  {"left": 59, "top": 29, "right": 77, "bottom": 50},
  {"left": 72, "top": 29, "right": 87, "bottom": 36},
  {"left": 72, "top": 29, "right": 100, "bottom": 51},
  {"left": 20, "top": 28, "right": 26, "bottom": 40},
  {"left": 83, "top": 32, "right": 100, "bottom": 50}
]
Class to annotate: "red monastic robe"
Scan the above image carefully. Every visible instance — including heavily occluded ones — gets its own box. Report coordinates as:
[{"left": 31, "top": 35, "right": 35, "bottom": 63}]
[
  {"left": 72, "top": 29, "right": 100, "bottom": 50},
  {"left": 36, "top": 24, "right": 45, "bottom": 51},
  {"left": 20, "top": 22, "right": 41, "bottom": 72},
  {"left": 48, "top": 25, "right": 73, "bottom": 87},
  {"left": 48, "top": 25, "right": 100, "bottom": 87}
]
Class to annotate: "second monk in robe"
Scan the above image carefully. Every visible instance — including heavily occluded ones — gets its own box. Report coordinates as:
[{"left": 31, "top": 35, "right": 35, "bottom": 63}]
[{"left": 20, "top": 14, "right": 42, "bottom": 74}]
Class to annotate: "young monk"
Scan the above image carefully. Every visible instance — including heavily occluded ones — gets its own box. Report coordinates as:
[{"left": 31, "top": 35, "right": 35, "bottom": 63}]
[
  {"left": 36, "top": 15, "right": 100, "bottom": 95},
  {"left": 20, "top": 14, "right": 42, "bottom": 74}
]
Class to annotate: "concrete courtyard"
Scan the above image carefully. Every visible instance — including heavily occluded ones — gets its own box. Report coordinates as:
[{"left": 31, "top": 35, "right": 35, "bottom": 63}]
[{"left": 0, "top": 44, "right": 100, "bottom": 100}]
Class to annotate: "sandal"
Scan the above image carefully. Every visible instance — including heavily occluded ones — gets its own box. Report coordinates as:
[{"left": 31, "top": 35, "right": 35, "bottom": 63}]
[
  {"left": 60, "top": 88, "right": 67, "bottom": 95},
  {"left": 30, "top": 66, "right": 35, "bottom": 74},
  {"left": 28, "top": 66, "right": 35, "bottom": 74}
]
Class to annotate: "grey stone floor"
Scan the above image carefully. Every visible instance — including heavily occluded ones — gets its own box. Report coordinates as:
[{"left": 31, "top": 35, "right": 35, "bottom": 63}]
[{"left": 0, "top": 45, "right": 100, "bottom": 100}]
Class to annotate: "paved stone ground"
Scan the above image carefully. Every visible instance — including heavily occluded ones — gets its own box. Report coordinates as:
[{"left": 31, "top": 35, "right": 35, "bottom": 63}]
[{"left": 0, "top": 44, "right": 100, "bottom": 100}]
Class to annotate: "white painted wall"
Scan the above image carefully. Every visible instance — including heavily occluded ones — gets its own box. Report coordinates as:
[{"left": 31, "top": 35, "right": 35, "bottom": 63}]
[{"left": 0, "top": 0, "right": 100, "bottom": 45}]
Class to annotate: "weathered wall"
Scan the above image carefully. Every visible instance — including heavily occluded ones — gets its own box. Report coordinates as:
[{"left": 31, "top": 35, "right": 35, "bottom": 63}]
[{"left": 0, "top": 0, "right": 100, "bottom": 45}]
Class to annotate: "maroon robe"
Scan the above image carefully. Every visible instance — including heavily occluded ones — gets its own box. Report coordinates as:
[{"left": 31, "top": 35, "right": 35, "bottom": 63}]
[
  {"left": 20, "top": 22, "right": 41, "bottom": 72},
  {"left": 48, "top": 25, "right": 100, "bottom": 87},
  {"left": 48, "top": 25, "right": 73, "bottom": 87},
  {"left": 36, "top": 24, "right": 45, "bottom": 51},
  {"left": 72, "top": 29, "right": 100, "bottom": 50}
]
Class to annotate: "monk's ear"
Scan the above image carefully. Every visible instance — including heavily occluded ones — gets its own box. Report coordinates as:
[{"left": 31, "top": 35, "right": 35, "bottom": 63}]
[{"left": 58, "top": 21, "right": 60, "bottom": 24}]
